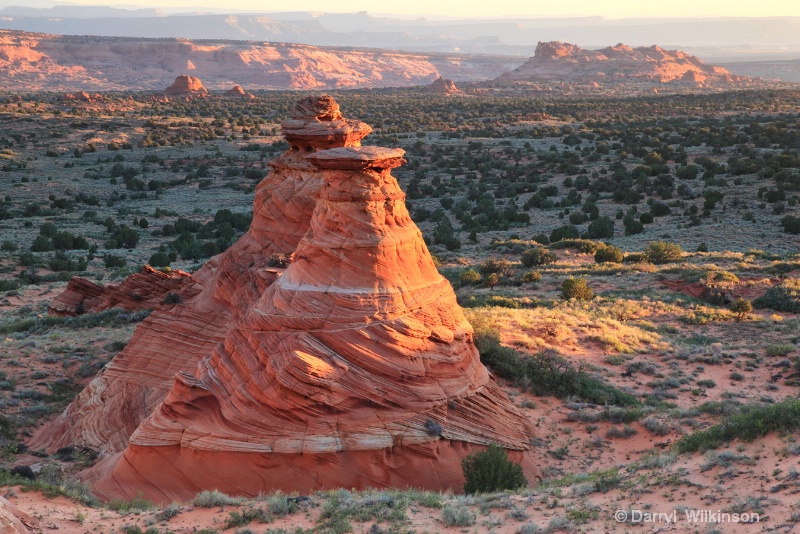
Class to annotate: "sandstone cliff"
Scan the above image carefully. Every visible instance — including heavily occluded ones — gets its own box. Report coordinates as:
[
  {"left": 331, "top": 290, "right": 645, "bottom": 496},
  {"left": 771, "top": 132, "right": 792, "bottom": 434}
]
[{"left": 0, "top": 30, "right": 518, "bottom": 91}]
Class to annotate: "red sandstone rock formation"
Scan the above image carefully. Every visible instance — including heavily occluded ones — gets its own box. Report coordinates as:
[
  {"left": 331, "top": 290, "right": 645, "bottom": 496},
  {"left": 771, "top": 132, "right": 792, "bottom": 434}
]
[
  {"left": 0, "top": 496, "right": 34, "bottom": 534},
  {"left": 29, "top": 95, "right": 371, "bottom": 456},
  {"left": 163, "top": 75, "right": 208, "bottom": 96},
  {"left": 48, "top": 265, "right": 198, "bottom": 316},
  {"left": 497, "top": 41, "right": 753, "bottom": 88},
  {"left": 428, "top": 76, "right": 460, "bottom": 95},
  {"left": 91, "top": 144, "right": 534, "bottom": 502}
]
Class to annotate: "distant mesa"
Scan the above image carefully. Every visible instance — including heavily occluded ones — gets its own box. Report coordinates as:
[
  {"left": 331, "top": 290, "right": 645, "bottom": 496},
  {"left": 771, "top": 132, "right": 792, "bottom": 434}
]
[
  {"left": 497, "top": 41, "right": 755, "bottom": 88},
  {"left": 163, "top": 75, "right": 208, "bottom": 96},
  {"left": 0, "top": 31, "right": 519, "bottom": 92},
  {"left": 428, "top": 76, "right": 460, "bottom": 95}
]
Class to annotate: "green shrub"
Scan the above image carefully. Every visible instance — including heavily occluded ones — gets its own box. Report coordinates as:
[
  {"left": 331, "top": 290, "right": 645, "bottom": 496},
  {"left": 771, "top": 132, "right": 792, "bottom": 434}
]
[
  {"left": 473, "top": 327, "right": 637, "bottom": 406},
  {"left": 549, "top": 239, "right": 606, "bottom": 253},
  {"left": 594, "top": 245, "right": 624, "bottom": 264},
  {"left": 478, "top": 258, "right": 513, "bottom": 276},
  {"left": 103, "top": 255, "right": 127, "bottom": 268},
  {"left": 460, "top": 268, "right": 481, "bottom": 286},
  {"left": 30, "top": 235, "right": 53, "bottom": 252},
  {"left": 441, "top": 505, "right": 476, "bottom": 527},
  {"left": 643, "top": 241, "right": 683, "bottom": 264},
  {"left": 675, "top": 398, "right": 800, "bottom": 453},
  {"left": 521, "top": 247, "right": 556, "bottom": 267},
  {"left": 224, "top": 507, "right": 271, "bottom": 529},
  {"left": 521, "top": 270, "right": 542, "bottom": 283},
  {"left": 587, "top": 216, "right": 614, "bottom": 239},
  {"left": 730, "top": 299, "right": 752, "bottom": 322},
  {"left": 108, "top": 493, "right": 154, "bottom": 512},
  {"left": 265, "top": 494, "right": 298, "bottom": 517},
  {"left": 623, "top": 217, "right": 644, "bottom": 236},
  {"left": 549, "top": 225, "right": 579, "bottom": 243},
  {"left": 462, "top": 445, "right": 527, "bottom": 494},
  {"left": 765, "top": 344, "right": 795, "bottom": 357},
  {"left": 561, "top": 277, "right": 593, "bottom": 300},
  {"left": 149, "top": 252, "right": 171, "bottom": 268},
  {"left": 193, "top": 489, "right": 244, "bottom": 508},
  {"left": 781, "top": 215, "right": 800, "bottom": 234},
  {"left": 754, "top": 279, "right": 800, "bottom": 313}
]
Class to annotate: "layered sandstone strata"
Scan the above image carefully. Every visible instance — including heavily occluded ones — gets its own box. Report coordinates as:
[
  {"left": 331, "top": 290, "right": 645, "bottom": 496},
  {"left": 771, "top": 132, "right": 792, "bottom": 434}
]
[
  {"left": 92, "top": 145, "right": 534, "bottom": 502},
  {"left": 48, "top": 265, "right": 198, "bottom": 316},
  {"left": 30, "top": 95, "right": 371, "bottom": 456}
]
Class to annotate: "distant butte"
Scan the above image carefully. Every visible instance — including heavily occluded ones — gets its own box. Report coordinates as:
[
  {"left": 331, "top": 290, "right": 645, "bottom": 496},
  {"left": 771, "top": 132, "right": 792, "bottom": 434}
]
[
  {"left": 497, "top": 41, "right": 756, "bottom": 88},
  {"left": 429, "top": 76, "right": 461, "bottom": 95},
  {"left": 163, "top": 75, "right": 208, "bottom": 96},
  {"left": 225, "top": 84, "right": 254, "bottom": 98}
]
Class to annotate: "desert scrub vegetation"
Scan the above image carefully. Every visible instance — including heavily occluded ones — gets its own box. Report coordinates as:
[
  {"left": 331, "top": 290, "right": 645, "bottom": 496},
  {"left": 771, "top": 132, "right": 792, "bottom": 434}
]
[
  {"left": 675, "top": 398, "right": 800, "bottom": 453},
  {"left": 0, "top": 308, "right": 150, "bottom": 335},
  {"left": 465, "top": 304, "right": 667, "bottom": 355},
  {"left": 469, "top": 312, "right": 638, "bottom": 406},
  {"left": 193, "top": 489, "right": 245, "bottom": 507},
  {"left": 561, "top": 277, "right": 594, "bottom": 300},
  {"left": 0, "top": 468, "right": 97, "bottom": 506},
  {"left": 316, "top": 488, "right": 416, "bottom": 533},
  {"left": 644, "top": 241, "right": 683, "bottom": 264},
  {"left": 462, "top": 445, "right": 527, "bottom": 494},
  {"left": 754, "top": 278, "right": 800, "bottom": 313},
  {"left": 441, "top": 504, "right": 476, "bottom": 527}
]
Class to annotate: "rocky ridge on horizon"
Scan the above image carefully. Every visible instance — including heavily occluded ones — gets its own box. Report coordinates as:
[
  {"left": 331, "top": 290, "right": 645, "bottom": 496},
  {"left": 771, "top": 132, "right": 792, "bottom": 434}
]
[
  {"left": 0, "top": 30, "right": 520, "bottom": 91},
  {"left": 497, "top": 41, "right": 760, "bottom": 89}
]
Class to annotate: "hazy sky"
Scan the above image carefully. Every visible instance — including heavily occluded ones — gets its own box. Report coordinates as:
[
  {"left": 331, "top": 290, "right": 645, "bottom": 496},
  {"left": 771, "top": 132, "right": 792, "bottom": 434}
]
[{"left": 10, "top": 0, "right": 800, "bottom": 17}]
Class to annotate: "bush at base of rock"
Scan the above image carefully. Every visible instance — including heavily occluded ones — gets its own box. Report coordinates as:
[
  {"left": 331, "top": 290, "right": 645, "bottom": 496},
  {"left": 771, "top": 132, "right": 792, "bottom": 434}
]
[{"left": 461, "top": 444, "right": 527, "bottom": 495}]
